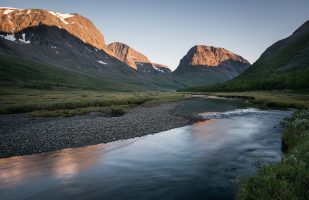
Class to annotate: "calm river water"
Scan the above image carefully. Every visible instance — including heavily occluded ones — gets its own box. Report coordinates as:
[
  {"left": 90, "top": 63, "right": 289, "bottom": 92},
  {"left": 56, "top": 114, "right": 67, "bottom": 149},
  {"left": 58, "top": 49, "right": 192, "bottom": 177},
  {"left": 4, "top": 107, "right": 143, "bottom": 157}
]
[{"left": 0, "top": 98, "right": 292, "bottom": 200}]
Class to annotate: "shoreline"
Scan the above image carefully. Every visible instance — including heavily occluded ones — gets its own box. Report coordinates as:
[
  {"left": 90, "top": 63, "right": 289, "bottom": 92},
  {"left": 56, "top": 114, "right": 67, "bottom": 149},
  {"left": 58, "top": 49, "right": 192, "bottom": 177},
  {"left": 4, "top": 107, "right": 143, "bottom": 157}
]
[{"left": 0, "top": 100, "right": 199, "bottom": 158}]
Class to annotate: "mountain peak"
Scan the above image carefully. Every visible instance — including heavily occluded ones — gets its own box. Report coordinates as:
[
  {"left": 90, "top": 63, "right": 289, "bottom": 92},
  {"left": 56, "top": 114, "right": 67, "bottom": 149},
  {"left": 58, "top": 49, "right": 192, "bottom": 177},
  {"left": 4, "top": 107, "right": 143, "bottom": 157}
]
[
  {"left": 107, "top": 42, "right": 171, "bottom": 73},
  {"left": 174, "top": 44, "right": 250, "bottom": 81},
  {"left": 187, "top": 45, "right": 249, "bottom": 67},
  {"left": 0, "top": 8, "right": 106, "bottom": 51},
  {"left": 107, "top": 42, "right": 150, "bottom": 69}
]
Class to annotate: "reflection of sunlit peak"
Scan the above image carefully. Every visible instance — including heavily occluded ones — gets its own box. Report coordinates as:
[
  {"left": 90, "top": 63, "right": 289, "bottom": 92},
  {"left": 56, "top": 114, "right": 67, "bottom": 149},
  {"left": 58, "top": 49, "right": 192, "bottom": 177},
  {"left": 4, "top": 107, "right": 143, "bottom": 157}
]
[
  {"left": 53, "top": 153, "right": 79, "bottom": 179},
  {"left": 0, "top": 145, "right": 103, "bottom": 188},
  {"left": 52, "top": 147, "right": 103, "bottom": 179},
  {"left": 193, "top": 119, "right": 214, "bottom": 126},
  {"left": 0, "top": 157, "right": 27, "bottom": 188}
]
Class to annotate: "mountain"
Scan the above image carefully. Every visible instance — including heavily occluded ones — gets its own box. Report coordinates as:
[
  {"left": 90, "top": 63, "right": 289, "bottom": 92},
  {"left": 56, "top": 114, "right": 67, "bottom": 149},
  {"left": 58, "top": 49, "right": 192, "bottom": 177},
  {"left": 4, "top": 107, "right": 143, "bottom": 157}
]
[
  {"left": 107, "top": 42, "right": 171, "bottom": 74},
  {"left": 183, "top": 20, "right": 309, "bottom": 91},
  {"left": 0, "top": 7, "right": 168, "bottom": 91},
  {"left": 0, "top": 7, "right": 113, "bottom": 53},
  {"left": 0, "top": 7, "right": 251, "bottom": 91},
  {"left": 152, "top": 63, "right": 171, "bottom": 73},
  {"left": 172, "top": 45, "right": 250, "bottom": 87}
]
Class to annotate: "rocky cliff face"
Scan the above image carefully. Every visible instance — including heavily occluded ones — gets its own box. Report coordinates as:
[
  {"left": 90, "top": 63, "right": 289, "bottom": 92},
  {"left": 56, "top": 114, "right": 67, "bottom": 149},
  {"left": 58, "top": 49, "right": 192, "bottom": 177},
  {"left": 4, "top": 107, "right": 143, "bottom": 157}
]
[
  {"left": 0, "top": 7, "right": 126, "bottom": 70},
  {"left": 0, "top": 7, "right": 112, "bottom": 53},
  {"left": 0, "top": 7, "right": 251, "bottom": 90},
  {"left": 0, "top": 7, "right": 169, "bottom": 91},
  {"left": 172, "top": 45, "right": 250, "bottom": 86},
  {"left": 107, "top": 42, "right": 150, "bottom": 69},
  {"left": 176, "top": 45, "right": 249, "bottom": 70},
  {"left": 108, "top": 42, "right": 171, "bottom": 73},
  {"left": 0, "top": 7, "right": 176, "bottom": 91}
]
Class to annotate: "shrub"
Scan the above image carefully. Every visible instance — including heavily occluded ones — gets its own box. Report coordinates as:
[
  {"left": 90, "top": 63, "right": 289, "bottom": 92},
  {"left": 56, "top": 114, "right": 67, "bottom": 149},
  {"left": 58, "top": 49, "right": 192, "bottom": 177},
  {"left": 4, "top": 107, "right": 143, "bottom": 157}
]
[
  {"left": 111, "top": 107, "right": 125, "bottom": 117},
  {"left": 238, "top": 110, "right": 309, "bottom": 200}
]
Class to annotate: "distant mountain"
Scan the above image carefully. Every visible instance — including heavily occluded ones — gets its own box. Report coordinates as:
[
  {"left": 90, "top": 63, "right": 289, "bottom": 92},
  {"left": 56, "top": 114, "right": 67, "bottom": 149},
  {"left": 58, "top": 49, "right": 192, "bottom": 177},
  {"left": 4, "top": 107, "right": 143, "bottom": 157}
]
[
  {"left": 152, "top": 63, "right": 171, "bottom": 73},
  {"left": 183, "top": 20, "right": 309, "bottom": 91},
  {"left": 0, "top": 7, "right": 114, "bottom": 54},
  {"left": 0, "top": 7, "right": 252, "bottom": 91},
  {"left": 0, "top": 8, "right": 168, "bottom": 91},
  {"left": 172, "top": 45, "right": 250, "bottom": 87},
  {"left": 107, "top": 42, "right": 171, "bottom": 74}
]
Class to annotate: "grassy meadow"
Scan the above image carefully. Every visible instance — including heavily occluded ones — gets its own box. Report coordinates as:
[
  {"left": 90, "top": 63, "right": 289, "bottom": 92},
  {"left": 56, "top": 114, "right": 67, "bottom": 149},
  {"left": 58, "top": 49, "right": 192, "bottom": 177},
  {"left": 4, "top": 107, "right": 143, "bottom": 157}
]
[
  {"left": 0, "top": 86, "right": 190, "bottom": 117},
  {"left": 189, "top": 91, "right": 309, "bottom": 109}
]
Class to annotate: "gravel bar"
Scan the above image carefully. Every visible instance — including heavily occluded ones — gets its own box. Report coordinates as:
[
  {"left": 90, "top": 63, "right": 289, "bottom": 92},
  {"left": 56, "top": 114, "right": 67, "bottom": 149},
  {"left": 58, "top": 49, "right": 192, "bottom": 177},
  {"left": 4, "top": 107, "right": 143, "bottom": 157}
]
[{"left": 0, "top": 101, "right": 197, "bottom": 158}]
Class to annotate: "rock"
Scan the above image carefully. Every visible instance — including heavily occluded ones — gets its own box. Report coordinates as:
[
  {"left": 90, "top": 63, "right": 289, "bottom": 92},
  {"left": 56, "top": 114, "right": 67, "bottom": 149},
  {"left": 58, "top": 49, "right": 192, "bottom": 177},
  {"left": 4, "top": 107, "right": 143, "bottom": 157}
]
[
  {"left": 173, "top": 45, "right": 251, "bottom": 82},
  {"left": 108, "top": 42, "right": 171, "bottom": 73},
  {"left": 175, "top": 45, "right": 250, "bottom": 71},
  {"left": 0, "top": 7, "right": 110, "bottom": 53}
]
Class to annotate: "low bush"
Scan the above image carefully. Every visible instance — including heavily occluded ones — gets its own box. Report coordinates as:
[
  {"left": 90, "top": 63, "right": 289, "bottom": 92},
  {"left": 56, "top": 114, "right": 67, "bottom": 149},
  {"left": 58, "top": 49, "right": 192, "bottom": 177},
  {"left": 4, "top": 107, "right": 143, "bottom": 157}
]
[{"left": 238, "top": 110, "right": 309, "bottom": 200}]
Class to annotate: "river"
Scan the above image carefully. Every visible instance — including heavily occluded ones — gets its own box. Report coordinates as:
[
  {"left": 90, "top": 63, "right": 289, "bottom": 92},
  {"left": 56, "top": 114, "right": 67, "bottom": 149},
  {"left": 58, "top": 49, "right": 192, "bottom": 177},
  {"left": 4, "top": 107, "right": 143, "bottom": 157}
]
[{"left": 0, "top": 97, "right": 292, "bottom": 200}]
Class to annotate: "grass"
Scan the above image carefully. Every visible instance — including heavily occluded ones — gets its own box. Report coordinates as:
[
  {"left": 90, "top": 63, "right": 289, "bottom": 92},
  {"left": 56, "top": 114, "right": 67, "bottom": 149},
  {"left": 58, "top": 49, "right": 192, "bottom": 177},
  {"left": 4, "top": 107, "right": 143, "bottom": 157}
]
[
  {"left": 0, "top": 86, "right": 190, "bottom": 117},
  {"left": 190, "top": 91, "right": 309, "bottom": 109},
  {"left": 237, "top": 110, "right": 309, "bottom": 200},
  {"left": 0, "top": 55, "right": 170, "bottom": 91},
  {"left": 110, "top": 106, "right": 126, "bottom": 117},
  {"left": 179, "top": 22, "right": 309, "bottom": 92}
]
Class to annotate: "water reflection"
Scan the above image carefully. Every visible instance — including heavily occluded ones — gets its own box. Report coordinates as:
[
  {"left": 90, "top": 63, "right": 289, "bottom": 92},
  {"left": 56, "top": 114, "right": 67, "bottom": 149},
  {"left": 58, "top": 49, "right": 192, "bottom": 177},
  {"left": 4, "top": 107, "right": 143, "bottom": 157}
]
[
  {"left": 190, "top": 120, "right": 216, "bottom": 140},
  {"left": 0, "top": 144, "right": 104, "bottom": 187},
  {"left": 0, "top": 157, "right": 28, "bottom": 188},
  {"left": 0, "top": 108, "right": 292, "bottom": 200},
  {"left": 51, "top": 147, "right": 102, "bottom": 179}
]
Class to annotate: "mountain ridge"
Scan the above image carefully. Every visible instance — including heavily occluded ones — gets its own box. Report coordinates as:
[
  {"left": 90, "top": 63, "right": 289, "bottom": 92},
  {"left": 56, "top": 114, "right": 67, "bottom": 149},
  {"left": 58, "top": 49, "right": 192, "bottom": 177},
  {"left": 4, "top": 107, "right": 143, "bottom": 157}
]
[
  {"left": 0, "top": 7, "right": 252, "bottom": 90},
  {"left": 175, "top": 45, "right": 250, "bottom": 72},
  {"left": 172, "top": 44, "right": 251, "bottom": 87},
  {"left": 0, "top": 7, "right": 111, "bottom": 53},
  {"left": 107, "top": 42, "right": 171, "bottom": 74},
  {"left": 182, "top": 20, "right": 309, "bottom": 91}
]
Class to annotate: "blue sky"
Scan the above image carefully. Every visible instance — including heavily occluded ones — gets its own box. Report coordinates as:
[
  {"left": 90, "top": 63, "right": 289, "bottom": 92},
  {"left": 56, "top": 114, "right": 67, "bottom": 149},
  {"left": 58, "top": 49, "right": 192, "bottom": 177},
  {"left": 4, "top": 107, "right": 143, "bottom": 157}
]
[{"left": 1, "top": 0, "right": 308, "bottom": 70}]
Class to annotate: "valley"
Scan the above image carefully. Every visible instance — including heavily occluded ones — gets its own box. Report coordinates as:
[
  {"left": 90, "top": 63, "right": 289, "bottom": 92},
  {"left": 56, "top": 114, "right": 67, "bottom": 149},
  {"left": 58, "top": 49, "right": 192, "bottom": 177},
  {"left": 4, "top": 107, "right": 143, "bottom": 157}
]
[
  {"left": 0, "top": 7, "right": 252, "bottom": 91},
  {"left": 0, "top": 3, "right": 308, "bottom": 200}
]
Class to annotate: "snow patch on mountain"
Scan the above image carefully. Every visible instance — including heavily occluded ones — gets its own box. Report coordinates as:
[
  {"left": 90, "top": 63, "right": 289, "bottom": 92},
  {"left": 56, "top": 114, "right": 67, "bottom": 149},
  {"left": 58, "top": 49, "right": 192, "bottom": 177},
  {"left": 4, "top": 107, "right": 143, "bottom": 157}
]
[
  {"left": 153, "top": 65, "right": 165, "bottom": 73},
  {"left": 19, "top": 33, "right": 30, "bottom": 44},
  {"left": 0, "top": 33, "right": 16, "bottom": 42},
  {"left": 0, "top": 33, "right": 31, "bottom": 44},
  {"left": 48, "top": 11, "right": 74, "bottom": 25},
  {"left": 97, "top": 60, "right": 108, "bottom": 65},
  {"left": 86, "top": 47, "right": 93, "bottom": 52},
  {"left": 0, "top": 7, "right": 22, "bottom": 14},
  {"left": 3, "top": 9, "right": 15, "bottom": 15}
]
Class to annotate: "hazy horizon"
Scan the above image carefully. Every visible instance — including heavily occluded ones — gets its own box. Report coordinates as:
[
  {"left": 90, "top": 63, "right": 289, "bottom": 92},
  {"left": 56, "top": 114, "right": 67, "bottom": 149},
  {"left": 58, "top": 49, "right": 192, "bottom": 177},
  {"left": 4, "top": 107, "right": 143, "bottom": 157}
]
[{"left": 1, "top": 0, "right": 308, "bottom": 70}]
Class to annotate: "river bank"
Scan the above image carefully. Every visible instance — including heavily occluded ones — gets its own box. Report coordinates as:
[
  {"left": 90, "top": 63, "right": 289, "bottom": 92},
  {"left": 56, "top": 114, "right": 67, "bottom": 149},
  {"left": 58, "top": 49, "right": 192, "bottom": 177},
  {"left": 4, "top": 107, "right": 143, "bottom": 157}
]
[
  {"left": 0, "top": 101, "right": 290, "bottom": 200},
  {"left": 237, "top": 109, "right": 309, "bottom": 199},
  {"left": 0, "top": 100, "right": 198, "bottom": 158}
]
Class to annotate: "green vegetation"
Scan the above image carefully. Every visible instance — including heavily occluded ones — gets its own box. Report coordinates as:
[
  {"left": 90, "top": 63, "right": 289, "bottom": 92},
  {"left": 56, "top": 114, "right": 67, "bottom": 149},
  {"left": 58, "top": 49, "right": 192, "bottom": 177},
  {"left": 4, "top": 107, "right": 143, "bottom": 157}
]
[
  {"left": 203, "top": 91, "right": 309, "bottom": 109},
  {"left": 0, "top": 55, "right": 239, "bottom": 92},
  {"left": 111, "top": 107, "right": 126, "bottom": 117},
  {"left": 238, "top": 110, "right": 309, "bottom": 200},
  {"left": 182, "top": 67, "right": 309, "bottom": 92},
  {"left": 180, "top": 21, "right": 309, "bottom": 92},
  {"left": 0, "top": 87, "right": 190, "bottom": 117},
  {"left": 0, "top": 55, "right": 167, "bottom": 91}
]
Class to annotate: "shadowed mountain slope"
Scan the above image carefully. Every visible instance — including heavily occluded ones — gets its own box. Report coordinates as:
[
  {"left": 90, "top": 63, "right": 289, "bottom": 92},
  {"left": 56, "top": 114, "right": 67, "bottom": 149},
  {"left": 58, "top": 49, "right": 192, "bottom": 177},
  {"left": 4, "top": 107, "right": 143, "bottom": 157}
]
[
  {"left": 172, "top": 45, "right": 250, "bottom": 87},
  {"left": 107, "top": 42, "right": 171, "bottom": 74},
  {"left": 182, "top": 20, "right": 309, "bottom": 91}
]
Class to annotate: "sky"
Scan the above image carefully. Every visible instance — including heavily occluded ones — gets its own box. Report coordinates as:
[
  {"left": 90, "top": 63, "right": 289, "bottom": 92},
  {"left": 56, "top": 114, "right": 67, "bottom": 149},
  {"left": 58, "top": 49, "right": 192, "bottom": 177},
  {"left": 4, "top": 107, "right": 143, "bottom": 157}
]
[{"left": 1, "top": 0, "right": 309, "bottom": 70}]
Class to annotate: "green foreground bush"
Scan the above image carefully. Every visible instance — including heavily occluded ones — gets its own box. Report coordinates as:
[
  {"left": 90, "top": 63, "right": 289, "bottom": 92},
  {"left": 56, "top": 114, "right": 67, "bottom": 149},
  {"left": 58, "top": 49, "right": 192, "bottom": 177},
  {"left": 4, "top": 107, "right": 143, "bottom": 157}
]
[{"left": 238, "top": 110, "right": 309, "bottom": 199}]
